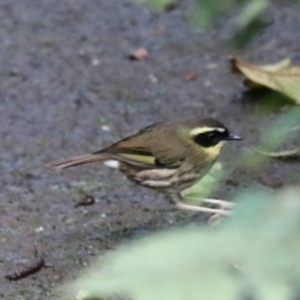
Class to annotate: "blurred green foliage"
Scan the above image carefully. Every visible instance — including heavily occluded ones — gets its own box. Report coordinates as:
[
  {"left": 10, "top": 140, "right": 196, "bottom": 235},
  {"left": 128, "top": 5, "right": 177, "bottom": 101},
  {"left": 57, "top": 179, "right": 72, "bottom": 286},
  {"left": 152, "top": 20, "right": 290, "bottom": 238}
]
[
  {"left": 190, "top": 0, "right": 269, "bottom": 30},
  {"left": 259, "top": 107, "right": 300, "bottom": 152},
  {"left": 133, "top": 0, "right": 300, "bottom": 47},
  {"left": 185, "top": 161, "right": 224, "bottom": 201},
  {"left": 242, "top": 107, "right": 300, "bottom": 167},
  {"left": 64, "top": 186, "right": 300, "bottom": 300}
]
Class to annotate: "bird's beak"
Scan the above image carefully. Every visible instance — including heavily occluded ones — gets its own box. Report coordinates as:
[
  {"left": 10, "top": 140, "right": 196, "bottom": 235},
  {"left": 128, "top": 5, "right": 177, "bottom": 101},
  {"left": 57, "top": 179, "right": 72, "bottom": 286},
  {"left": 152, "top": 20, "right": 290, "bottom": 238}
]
[{"left": 227, "top": 133, "right": 242, "bottom": 140}]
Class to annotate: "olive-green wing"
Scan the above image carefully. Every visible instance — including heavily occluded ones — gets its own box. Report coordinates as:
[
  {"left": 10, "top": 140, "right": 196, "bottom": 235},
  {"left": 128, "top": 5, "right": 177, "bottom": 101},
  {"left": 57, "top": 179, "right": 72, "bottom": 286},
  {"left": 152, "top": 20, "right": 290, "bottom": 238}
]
[
  {"left": 95, "top": 123, "right": 183, "bottom": 169},
  {"left": 96, "top": 147, "right": 182, "bottom": 169}
]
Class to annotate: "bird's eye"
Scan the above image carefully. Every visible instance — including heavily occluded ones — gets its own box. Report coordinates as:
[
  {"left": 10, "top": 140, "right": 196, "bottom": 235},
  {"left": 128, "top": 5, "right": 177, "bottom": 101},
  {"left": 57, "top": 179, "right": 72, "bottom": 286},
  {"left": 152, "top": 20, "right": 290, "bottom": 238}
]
[
  {"left": 206, "top": 132, "right": 216, "bottom": 139},
  {"left": 193, "top": 131, "right": 225, "bottom": 147}
]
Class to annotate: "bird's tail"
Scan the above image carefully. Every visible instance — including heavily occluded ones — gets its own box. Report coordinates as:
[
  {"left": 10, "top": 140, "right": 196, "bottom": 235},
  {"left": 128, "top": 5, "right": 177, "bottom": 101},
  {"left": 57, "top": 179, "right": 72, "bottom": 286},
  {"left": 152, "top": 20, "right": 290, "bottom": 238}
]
[{"left": 49, "top": 153, "right": 110, "bottom": 171}]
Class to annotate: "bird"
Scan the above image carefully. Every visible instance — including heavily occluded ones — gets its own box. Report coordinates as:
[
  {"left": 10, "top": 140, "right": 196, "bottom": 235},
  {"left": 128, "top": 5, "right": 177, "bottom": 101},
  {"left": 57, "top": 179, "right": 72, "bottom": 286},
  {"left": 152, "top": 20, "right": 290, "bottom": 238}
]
[{"left": 50, "top": 116, "right": 241, "bottom": 215}]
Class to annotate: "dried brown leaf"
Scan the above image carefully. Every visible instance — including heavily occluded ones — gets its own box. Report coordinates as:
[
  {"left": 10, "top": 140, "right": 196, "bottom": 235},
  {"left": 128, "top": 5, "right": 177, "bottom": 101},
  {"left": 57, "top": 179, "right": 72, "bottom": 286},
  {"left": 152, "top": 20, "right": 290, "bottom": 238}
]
[
  {"left": 129, "top": 47, "right": 148, "bottom": 60},
  {"left": 230, "top": 57, "right": 300, "bottom": 103},
  {"left": 184, "top": 73, "right": 198, "bottom": 81}
]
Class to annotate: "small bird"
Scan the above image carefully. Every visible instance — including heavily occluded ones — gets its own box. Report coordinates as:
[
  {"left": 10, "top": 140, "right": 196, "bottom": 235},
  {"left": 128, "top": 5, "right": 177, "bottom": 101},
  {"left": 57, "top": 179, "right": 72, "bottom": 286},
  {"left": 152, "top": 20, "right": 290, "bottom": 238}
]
[{"left": 50, "top": 117, "right": 241, "bottom": 215}]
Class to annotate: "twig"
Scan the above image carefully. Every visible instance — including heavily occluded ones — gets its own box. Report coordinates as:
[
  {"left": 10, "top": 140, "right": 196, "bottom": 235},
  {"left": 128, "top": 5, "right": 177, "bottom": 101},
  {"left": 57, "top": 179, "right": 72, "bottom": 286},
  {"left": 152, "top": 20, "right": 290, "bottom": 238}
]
[
  {"left": 74, "top": 195, "right": 95, "bottom": 207},
  {"left": 4, "top": 242, "right": 45, "bottom": 280}
]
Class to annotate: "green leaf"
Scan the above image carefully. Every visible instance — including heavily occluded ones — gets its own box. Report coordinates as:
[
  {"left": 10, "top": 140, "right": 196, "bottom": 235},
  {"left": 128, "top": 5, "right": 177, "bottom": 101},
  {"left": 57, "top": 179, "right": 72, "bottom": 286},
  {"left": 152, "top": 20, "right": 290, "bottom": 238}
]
[{"left": 237, "top": 0, "right": 269, "bottom": 28}]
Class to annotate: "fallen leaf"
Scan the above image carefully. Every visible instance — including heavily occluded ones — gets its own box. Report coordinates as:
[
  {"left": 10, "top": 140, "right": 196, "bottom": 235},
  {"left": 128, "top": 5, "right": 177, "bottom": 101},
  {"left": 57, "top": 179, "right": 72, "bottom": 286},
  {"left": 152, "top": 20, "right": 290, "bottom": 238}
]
[
  {"left": 74, "top": 195, "right": 95, "bottom": 208},
  {"left": 184, "top": 73, "right": 197, "bottom": 81},
  {"left": 230, "top": 57, "right": 300, "bottom": 103},
  {"left": 129, "top": 47, "right": 148, "bottom": 60},
  {"left": 255, "top": 147, "right": 300, "bottom": 158},
  {"left": 255, "top": 125, "right": 300, "bottom": 159},
  {"left": 259, "top": 176, "right": 283, "bottom": 189}
]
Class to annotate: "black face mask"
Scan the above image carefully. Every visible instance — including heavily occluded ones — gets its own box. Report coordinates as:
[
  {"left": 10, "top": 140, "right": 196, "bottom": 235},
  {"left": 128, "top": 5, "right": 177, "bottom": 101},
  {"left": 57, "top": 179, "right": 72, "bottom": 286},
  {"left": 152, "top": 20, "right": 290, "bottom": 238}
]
[{"left": 193, "top": 131, "right": 229, "bottom": 148}]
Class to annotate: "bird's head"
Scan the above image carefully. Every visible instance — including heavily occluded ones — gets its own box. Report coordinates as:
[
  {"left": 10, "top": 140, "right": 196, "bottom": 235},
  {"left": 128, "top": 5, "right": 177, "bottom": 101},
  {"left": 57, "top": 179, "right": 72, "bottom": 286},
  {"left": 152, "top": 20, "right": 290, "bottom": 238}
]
[{"left": 182, "top": 117, "right": 242, "bottom": 158}]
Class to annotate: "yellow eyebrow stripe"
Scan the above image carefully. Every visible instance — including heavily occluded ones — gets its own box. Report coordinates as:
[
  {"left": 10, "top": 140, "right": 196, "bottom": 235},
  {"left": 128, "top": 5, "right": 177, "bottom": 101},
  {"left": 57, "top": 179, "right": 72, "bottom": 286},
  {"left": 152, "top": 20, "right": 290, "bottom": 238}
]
[{"left": 189, "top": 126, "right": 225, "bottom": 136}]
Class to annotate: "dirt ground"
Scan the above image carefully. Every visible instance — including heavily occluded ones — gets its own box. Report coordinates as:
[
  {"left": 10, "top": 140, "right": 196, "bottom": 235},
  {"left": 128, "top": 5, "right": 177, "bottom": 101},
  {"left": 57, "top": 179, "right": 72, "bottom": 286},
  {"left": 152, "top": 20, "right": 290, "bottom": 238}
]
[{"left": 0, "top": 1, "right": 300, "bottom": 299}]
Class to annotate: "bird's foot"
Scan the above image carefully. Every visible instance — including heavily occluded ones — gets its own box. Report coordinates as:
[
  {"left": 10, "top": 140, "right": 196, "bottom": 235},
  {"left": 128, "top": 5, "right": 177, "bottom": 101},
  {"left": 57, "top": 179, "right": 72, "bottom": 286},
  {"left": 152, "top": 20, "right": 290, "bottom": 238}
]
[
  {"left": 173, "top": 194, "right": 235, "bottom": 224},
  {"left": 200, "top": 198, "right": 235, "bottom": 209},
  {"left": 175, "top": 200, "right": 232, "bottom": 216}
]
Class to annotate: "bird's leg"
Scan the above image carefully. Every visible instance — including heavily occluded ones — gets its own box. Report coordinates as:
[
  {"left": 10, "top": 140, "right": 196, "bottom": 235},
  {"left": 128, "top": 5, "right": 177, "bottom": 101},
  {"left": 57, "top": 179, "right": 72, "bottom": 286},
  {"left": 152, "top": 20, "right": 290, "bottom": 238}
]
[
  {"left": 181, "top": 190, "right": 236, "bottom": 211},
  {"left": 187, "top": 197, "right": 236, "bottom": 209},
  {"left": 171, "top": 193, "right": 232, "bottom": 216},
  {"left": 176, "top": 201, "right": 232, "bottom": 216}
]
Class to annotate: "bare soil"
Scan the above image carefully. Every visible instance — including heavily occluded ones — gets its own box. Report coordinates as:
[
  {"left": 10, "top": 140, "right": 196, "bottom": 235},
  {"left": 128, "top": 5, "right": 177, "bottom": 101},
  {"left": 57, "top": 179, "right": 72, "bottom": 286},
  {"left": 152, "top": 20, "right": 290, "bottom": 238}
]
[{"left": 0, "top": 1, "right": 299, "bottom": 299}]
